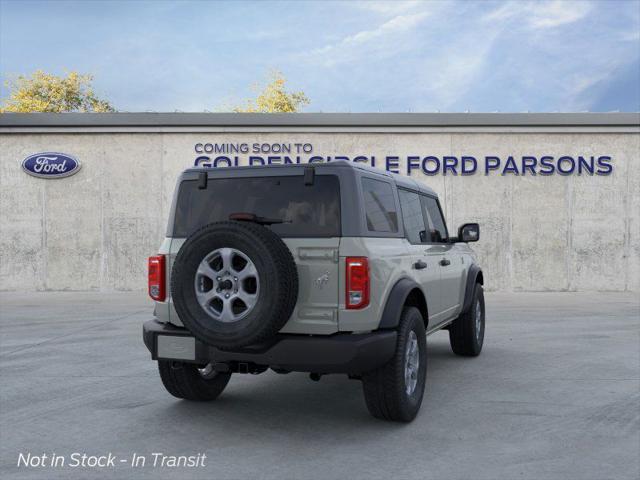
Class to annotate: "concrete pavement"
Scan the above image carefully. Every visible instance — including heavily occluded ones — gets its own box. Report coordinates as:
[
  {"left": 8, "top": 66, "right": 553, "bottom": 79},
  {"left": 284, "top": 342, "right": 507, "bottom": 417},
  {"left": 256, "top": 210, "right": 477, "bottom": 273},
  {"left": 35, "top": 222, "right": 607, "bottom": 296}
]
[{"left": 0, "top": 292, "right": 638, "bottom": 480}]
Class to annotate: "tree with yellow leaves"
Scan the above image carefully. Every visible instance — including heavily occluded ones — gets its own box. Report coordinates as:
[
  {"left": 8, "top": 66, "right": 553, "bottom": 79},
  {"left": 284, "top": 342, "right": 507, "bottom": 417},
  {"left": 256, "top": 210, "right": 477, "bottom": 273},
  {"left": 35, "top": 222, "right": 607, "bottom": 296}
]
[
  {"left": 234, "top": 71, "right": 309, "bottom": 113},
  {"left": 1, "top": 70, "right": 114, "bottom": 113}
]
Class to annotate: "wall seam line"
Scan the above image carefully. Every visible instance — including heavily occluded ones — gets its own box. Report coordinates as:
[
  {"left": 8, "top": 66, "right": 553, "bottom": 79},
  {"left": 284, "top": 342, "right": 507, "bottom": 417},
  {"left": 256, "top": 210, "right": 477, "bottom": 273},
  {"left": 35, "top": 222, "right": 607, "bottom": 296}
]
[
  {"left": 567, "top": 171, "right": 574, "bottom": 291},
  {"left": 623, "top": 142, "right": 631, "bottom": 291},
  {"left": 41, "top": 182, "right": 47, "bottom": 291},
  {"left": 509, "top": 162, "right": 514, "bottom": 292},
  {"left": 100, "top": 137, "right": 106, "bottom": 292}
]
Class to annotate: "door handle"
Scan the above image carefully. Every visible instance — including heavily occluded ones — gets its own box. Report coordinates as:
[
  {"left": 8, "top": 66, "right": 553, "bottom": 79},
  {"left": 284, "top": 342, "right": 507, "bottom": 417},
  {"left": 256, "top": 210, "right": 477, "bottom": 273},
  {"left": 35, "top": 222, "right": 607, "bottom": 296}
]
[
  {"left": 439, "top": 259, "right": 451, "bottom": 267},
  {"left": 413, "top": 260, "right": 428, "bottom": 270}
]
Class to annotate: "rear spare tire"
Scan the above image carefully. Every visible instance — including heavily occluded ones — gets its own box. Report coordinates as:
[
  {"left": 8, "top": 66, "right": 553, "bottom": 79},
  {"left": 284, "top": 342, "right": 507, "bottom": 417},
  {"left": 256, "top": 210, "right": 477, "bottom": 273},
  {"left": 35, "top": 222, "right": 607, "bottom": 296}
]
[{"left": 171, "top": 221, "right": 298, "bottom": 349}]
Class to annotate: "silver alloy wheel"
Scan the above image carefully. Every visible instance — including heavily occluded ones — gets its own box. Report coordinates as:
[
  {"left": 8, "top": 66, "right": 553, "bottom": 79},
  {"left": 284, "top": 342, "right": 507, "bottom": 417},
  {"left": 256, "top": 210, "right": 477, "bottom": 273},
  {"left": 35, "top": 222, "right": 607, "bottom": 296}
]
[
  {"left": 194, "top": 247, "right": 260, "bottom": 323},
  {"left": 475, "top": 299, "right": 482, "bottom": 342},
  {"left": 404, "top": 330, "right": 419, "bottom": 395}
]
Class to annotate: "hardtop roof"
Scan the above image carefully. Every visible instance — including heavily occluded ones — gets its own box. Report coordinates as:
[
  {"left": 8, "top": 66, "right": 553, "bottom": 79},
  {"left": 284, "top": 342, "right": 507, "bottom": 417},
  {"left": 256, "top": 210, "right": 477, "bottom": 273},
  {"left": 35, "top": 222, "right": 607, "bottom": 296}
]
[{"left": 184, "top": 160, "right": 437, "bottom": 196}]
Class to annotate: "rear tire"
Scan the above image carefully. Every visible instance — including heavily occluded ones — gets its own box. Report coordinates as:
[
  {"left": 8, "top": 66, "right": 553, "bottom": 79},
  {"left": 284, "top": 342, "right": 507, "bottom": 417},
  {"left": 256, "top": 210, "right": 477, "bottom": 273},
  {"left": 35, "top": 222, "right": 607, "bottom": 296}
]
[
  {"left": 158, "top": 361, "right": 231, "bottom": 401},
  {"left": 362, "top": 307, "right": 427, "bottom": 422},
  {"left": 449, "top": 283, "right": 485, "bottom": 356}
]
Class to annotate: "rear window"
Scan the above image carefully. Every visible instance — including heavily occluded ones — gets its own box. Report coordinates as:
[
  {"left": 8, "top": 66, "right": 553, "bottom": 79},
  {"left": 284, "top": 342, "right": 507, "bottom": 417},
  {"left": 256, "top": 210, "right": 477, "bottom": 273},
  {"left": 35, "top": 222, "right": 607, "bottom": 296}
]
[
  {"left": 361, "top": 177, "right": 398, "bottom": 233},
  {"left": 172, "top": 175, "right": 341, "bottom": 237}
]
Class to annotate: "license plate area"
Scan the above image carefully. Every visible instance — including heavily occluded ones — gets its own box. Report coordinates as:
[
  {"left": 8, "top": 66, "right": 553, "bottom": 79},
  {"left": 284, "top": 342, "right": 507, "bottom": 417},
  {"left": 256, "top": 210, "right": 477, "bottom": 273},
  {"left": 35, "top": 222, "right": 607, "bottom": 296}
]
[{"left": 156, "top": 335, "right": 196, "bottom": 361}]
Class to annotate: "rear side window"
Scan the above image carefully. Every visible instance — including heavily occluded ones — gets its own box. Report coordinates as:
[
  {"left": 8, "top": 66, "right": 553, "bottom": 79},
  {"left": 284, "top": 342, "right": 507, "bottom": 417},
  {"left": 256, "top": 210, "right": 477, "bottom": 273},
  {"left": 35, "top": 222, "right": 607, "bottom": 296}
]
[
  {"left": 421, "top": 196, "right": 448, "bottom": 242},
  {"left": 362, "top": 178, "right": 398, "bottom": 233},
  {"left": 172, "top": 175, "right": 340, "bottom": 237},
  {"left": 399, "top": 189, "right": 427, "bottom": 243}
]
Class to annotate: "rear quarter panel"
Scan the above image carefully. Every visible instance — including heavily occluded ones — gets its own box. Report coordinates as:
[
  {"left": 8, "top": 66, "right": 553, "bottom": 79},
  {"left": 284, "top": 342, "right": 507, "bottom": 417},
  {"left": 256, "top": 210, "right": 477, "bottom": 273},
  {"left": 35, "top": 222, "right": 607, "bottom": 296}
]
[
  {"left": 279, "top": 238, "right": 340, "bottom": 334},
  {"left": 338, "top": 237, "right": 413, "bottom": 332}
]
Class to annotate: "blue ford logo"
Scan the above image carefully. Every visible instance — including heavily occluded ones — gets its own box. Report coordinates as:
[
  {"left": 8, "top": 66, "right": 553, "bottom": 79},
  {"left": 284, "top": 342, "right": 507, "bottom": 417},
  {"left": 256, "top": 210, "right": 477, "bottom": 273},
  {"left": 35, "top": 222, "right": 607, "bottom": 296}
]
[{"left": 21, "top": 152, "right": 81, "bottom": 179}]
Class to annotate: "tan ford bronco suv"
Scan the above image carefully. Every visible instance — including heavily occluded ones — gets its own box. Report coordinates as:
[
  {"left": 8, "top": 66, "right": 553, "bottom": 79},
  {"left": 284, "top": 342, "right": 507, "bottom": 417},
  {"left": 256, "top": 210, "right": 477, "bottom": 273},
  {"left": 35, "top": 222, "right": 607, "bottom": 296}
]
[{"left": 143, "top": 161, "right": 485, "bottom": 422}]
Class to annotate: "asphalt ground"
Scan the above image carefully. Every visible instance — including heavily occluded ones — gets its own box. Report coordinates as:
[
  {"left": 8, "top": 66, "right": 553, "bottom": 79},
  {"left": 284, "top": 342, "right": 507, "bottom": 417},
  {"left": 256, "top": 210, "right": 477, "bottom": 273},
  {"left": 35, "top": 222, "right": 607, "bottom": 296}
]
[{"left": 0, "top": 291, "right": 638, "bottom": 480}]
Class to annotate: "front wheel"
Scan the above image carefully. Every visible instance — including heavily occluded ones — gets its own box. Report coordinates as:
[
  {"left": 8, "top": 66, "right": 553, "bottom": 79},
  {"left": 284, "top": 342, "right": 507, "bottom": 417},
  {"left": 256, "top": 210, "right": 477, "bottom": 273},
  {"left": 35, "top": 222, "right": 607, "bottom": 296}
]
[
  {"left": 362, "top": 306, "right": 427, "bottom": 422},
  {"left": 449, "top": 283, "right": 485, "bottom": 356},
  {"left": 158, "top": 360, "right": 231, "bottom": 401}
]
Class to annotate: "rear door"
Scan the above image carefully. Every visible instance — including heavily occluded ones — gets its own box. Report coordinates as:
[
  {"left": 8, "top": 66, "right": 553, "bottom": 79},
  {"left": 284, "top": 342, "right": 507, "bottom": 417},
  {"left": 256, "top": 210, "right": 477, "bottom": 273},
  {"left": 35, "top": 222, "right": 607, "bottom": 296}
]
[
  {"left": 398, "top": 189, "right": 443, "bottom": 322},
  {"left": 421, "top": 195, "right": 461, "bottom": 322}
]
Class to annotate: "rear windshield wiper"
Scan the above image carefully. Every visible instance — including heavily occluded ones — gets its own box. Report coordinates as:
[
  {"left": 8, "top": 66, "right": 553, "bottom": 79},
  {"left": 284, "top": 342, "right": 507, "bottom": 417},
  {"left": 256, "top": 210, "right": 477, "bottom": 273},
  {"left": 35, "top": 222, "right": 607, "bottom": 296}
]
[{"left": 229, "top": 212, "right": 290, "bottom": 226}]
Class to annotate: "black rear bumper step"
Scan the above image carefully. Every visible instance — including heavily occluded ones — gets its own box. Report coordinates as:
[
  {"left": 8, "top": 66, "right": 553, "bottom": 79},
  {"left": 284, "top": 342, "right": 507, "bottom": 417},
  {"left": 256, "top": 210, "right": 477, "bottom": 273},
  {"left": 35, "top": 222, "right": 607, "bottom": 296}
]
[{"left": 143, "top": 319, "right": 397, "bottom": 375}]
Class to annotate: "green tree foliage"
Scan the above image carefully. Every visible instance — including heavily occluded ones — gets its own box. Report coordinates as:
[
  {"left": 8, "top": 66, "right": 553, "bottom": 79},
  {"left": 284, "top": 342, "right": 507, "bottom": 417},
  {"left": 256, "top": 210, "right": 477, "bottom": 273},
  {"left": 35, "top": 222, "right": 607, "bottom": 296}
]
[
  {"left": 1, "top": 70, "right": 114, "bottom": 113},
  {"left": 234, "top": 71, "right": 309, "bottom": 113}
]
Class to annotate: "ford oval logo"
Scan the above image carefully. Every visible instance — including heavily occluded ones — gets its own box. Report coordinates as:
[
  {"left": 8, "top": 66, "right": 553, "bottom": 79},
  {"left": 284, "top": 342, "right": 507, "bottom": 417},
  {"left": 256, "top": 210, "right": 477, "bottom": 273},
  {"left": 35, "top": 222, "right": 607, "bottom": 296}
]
[{"left": 21, "top": 152, "right": 81, "bottom": 179}]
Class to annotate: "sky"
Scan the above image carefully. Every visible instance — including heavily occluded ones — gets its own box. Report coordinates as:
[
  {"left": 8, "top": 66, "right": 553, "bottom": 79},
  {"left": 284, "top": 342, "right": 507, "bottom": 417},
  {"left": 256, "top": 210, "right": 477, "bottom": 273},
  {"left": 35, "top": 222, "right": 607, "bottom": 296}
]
[{"left": 1, "top": 0, "right": 639, "bottom": 112}]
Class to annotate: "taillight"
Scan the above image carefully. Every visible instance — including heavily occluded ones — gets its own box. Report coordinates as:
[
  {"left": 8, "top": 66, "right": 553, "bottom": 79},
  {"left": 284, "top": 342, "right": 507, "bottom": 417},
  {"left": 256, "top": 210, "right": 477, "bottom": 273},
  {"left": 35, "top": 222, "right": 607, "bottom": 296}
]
[
  {"left": 148, "top": 255, "right": 166, "bottom": 301},
  {"left": 345, "top": 257, "right": 369, "bottom": 309}
]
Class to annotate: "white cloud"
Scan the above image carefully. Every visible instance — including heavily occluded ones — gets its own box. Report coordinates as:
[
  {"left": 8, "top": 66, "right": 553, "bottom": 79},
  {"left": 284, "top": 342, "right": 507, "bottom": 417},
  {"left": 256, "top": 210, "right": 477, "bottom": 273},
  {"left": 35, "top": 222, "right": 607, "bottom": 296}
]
[
  {"left": 416, "top": 29, "right": 500, "bottom": 110},
  {"left": 352, "top": 0, "right": 426, "bottom": 15},
  {"left": 306, "top": 11, "right": 430, "bottom": 66},
  {"left": 563, "top": 55, "right": 631, "bottom": 110},
  {"left": 619, "top": 30, "right": 640, "bottom": 42},
  {"left": 338, "top": 12, "right": 428, "bottom": 46},
  {"left": 299, "top": 2, "right": 499, "bottom": 109},
  {"left": 482, "top": 1, "right": 523, "bottom": 22},
  {"left": 528, "top": 1, "right": 592, "bottom": 28},
  {"left": 292, "top": 0, "right": 632, "bottom": 112},
  {"left": 483, "top": 0, "right": 592, "bottom": 29}
]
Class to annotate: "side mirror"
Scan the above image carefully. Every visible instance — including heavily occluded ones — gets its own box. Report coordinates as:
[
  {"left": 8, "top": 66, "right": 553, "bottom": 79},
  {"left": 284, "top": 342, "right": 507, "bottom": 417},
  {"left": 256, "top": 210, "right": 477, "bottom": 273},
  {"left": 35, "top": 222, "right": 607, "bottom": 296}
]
[{"left": 458, "top": 223, "right": 480, "bottom": 242}]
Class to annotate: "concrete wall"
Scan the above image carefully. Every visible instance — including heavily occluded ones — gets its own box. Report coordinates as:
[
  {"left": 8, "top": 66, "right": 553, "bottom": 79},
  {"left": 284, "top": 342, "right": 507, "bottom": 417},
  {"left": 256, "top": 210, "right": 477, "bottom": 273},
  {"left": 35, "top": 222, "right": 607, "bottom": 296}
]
[{"left": 1, "top": 129, "right": 638, "bottom": 292}]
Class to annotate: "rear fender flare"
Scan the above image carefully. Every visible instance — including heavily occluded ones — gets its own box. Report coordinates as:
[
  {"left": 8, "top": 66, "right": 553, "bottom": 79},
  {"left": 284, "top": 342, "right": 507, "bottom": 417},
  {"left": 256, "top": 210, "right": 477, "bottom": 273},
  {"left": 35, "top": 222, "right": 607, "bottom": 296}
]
[{"left": 378, "top": 278, "right": 428, "bottom": 330}]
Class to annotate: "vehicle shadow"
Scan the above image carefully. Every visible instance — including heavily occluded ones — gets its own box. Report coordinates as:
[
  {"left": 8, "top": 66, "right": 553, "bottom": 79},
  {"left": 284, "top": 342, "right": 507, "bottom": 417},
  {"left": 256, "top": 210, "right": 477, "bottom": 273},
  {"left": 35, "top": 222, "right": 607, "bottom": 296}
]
[{"left": 158, "top": 336, "right": 468, "bottom": 433}]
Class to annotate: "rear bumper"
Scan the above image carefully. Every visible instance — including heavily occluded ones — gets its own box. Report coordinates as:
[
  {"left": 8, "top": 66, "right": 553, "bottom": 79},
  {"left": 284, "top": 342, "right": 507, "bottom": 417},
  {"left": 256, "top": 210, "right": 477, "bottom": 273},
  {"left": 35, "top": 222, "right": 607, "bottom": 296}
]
[{"left": 143, "top": 319, "right": 396, "bottom": 374}]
